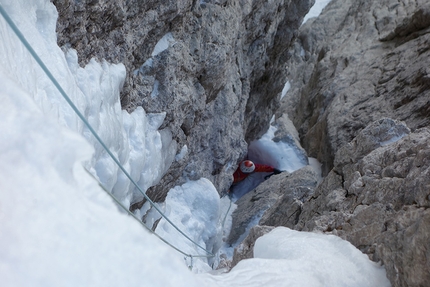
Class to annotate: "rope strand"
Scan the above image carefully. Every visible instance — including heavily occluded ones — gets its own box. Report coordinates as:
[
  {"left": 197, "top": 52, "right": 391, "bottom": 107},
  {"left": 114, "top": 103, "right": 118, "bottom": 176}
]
[{"left": 0, "top": 4, "right": 214, "bottom": 262}]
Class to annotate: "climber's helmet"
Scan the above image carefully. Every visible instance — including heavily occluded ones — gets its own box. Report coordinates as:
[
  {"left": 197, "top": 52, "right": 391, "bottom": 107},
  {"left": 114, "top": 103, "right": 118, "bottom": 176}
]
[{"left": 240, "top": 160, "right": 255, "bottom": 173}]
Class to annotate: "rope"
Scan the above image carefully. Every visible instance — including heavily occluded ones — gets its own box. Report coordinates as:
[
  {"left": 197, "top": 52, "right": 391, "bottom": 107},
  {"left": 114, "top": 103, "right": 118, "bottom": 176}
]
[
  {"left": 0, "top": 4, "right": 214, "bottom": 261},
  {"left": 221, "top": 195, "right": 233, "bottom": 229},
  {"left": 85, "top": 169, "right": 211, "bottom": 262}
]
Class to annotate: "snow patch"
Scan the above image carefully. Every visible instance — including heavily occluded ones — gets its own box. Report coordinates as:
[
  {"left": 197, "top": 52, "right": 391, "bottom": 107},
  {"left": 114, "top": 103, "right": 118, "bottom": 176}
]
[
  {"left": 248, "top": 124, "right": 307, "bottom": 172},
  {"left": 302, "top": 0, "right": 332, "bottom": 25},
  {"left": 175, "top": 145, "right": 188, "bottom": 161},
  {"left": 151, "top": 79, "right": 159, "bottom": 98},
  {"left": 152, "top": 32, "right": 175, "bottom": 57},
  {"left": 280, "top": 80, "right": 290, "bottom": 99}
]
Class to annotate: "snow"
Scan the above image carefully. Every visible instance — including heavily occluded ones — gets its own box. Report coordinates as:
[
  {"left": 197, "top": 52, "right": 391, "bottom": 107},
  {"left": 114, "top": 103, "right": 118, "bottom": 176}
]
[
  {"left": 0, "top": 1, "right": 391, "bottom": 287},
  {"left": 249, "top": 119, "right": 307, "bottom": 173},
  {"left": 175, "top": 144, "right": 189, "bottom": 161},
  {"left": 151, "top": 32, "right": 175, "bottom": 57},
  {"left": 155, "top": 178, "right": 221, "bottom": 273},
  {"left": 151, "top": 79, "right": 160, "bottom": 98},
  {"left": 302, "top": 0, "right": 332, "bottom": 25},
  {"left": 231, "top": 118, "right": 309, "bottom": 200},
  {"left": 202, "top": 228, "right": 391, "bottom": 287},
  {"left": 280, "top": 80, "right": 291, "bottom": 99},
  {"left": 308, "top": 157, "right": 323, "bottom": 182}
]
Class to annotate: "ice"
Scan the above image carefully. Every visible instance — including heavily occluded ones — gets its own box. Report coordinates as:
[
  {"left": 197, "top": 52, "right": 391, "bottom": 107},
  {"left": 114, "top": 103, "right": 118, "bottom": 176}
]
[
  {"left": 300, "top": 45, "right": 305, "bottom": 57},
  {"left": 253, "top": 228, "right": 391, "bottom": 287},
  {"left": 379, "top": 126, "right": 409, "bottom": 146},
  {"left": 249, "top": 124, "right": 307, "bottom": 172},
  {"left": 0, "top": 68, "right": 201, "bottom": 287},
  {"left": 308, "top": 157, "right": 323, "bottom": 182},
  {"left": 155, "top": 178, "right": 222, "bottom": 273}
]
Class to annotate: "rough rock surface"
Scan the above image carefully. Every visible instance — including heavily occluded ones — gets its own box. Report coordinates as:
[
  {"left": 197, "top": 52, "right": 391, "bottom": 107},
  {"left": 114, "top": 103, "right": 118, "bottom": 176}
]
[
  {"left": 230, "top": 225, "right": 274, "bottom": 269},
  {"left": 270, "top": 0, "right": 430, "bottom": 285},
  {"left": 280, "top": 0, "right": 430, "bottom": 176},
  {"left": 227, "top": 165, "right": 318, "bottom": 245},
  {"left": 52, "top": 0, "right": 314, "bottom": 202},
  {"left": 294, "top": 119, "right": 430, "bottom": 287}
]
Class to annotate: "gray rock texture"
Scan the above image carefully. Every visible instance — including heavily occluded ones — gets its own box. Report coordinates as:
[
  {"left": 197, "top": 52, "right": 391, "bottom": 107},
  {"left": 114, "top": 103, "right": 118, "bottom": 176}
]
[
  {"left": 280, "top": 0, "right": 430, "bottom": 176},
  {"left": 272, "top": 0, "right": 430, "bottom": 285},
  {"left": 227, "top": 165, "right": 318, "bottom": 245},
  {"left": 52, "top": 0, "right": 314, "bottom": 202},
  {"left": 230, "top": 225, "right": 274, "bottom": 269},
  {"left": 294, "top": 120, "right": 430, "bottom": 287}
]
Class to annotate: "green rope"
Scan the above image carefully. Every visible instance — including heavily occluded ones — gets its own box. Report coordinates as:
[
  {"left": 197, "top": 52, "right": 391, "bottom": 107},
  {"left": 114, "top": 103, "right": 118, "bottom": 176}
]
[{"left": 0, "top": 4, "right": 214, "bottom": 259}]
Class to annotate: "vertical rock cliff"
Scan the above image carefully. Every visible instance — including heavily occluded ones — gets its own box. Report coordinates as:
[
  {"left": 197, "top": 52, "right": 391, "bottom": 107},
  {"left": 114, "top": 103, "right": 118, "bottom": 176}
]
[
  {"left": 281, "top": 0, "right": 430, "bottom": 175},
  {"left": 52, "top": 0, "right": 314, "bottom": 201},
  {"left": 272, "top": 0, "right": 430, "bottom": 286},
  {"left": 51, "top": 0, "right": 430, "bottom": 286}
]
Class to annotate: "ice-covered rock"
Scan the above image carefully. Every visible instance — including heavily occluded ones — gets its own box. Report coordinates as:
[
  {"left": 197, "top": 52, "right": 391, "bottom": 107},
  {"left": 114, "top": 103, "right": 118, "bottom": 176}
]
[{"left": 52, "top": 0, "right": 315, "bottom": 201}]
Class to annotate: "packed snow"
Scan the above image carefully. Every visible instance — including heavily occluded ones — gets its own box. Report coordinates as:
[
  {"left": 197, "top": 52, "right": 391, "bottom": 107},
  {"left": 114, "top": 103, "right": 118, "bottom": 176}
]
[
  {"left": 203, "top": 228, "right": 391, "bottom": 287},
  {"left": 0, "top": 0, "right": 391, "bottom": 286}
]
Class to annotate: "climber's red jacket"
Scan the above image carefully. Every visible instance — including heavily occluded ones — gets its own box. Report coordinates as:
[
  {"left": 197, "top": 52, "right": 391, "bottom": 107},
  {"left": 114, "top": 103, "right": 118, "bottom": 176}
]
[{"left": 232, "top": 163, "right": 275, "bottom": 183}]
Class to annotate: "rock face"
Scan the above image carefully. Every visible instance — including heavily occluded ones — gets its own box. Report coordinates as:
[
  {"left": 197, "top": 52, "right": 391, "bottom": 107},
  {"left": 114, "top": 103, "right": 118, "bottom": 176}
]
[
  {"left": 271, "top": 0, "right": 430, "bottom": 286},
  {"left": 293, "top": 119, "right": 430, "bottom": 287},
  {"left": 227, "top": 165, "right": 318, "bottom": 245},
  {"left": 52, "top": 0, "right": 314, "bottom": 202},
  {"left": 280, "top": 0, "right": 430, "bottom": 176}
]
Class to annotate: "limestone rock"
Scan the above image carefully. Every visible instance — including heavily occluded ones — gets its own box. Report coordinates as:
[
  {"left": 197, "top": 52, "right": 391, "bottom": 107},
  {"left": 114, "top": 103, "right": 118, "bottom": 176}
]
[
  {"left": 230, "top": 225, "right": 275, "bottom": 269},
  {"left": 281, "top": 0, "right": 430, "bottom": 175},
  {"left": 294, "top": 119, "right": 430, "bottom": 287},
  {"left": 276, "top": 2, "right": 430, "bottom": 283},
  {"left": 227, "top": 165, "right": 318, "bottom": 245},
  {"left": 226, "top": 177, "right": 280, "bottom": 246},
  {"left": 52, "top": 0, "right": 314, "bottom": 202}
]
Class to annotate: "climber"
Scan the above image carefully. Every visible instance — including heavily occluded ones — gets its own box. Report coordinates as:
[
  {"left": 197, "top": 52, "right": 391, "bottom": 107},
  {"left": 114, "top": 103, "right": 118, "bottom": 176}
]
[{"left": 228, "top": 160, "right": 283, "bottom": 195}]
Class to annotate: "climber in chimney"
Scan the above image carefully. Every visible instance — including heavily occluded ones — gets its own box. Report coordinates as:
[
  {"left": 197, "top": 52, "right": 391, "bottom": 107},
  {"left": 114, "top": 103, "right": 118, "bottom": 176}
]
[{"left": 228, "top": 160, "right": 283, "bottom": 196}]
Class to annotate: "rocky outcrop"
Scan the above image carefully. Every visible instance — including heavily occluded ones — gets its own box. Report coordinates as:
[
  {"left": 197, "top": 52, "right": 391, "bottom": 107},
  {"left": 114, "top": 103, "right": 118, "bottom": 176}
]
[
  {"left": 52, "top": 0, "right": 314, "bottom": 203},
  {"left": 292, "top": 119, "right": 430, "bottom": 287},
  {"left": 268, "top": 0, "right": 430, "bottom": 285},
  {"left": 227, "top": 165, "right": 318, "bottom": 245},
  {"left": 280, "top": 0, "right": 430, "bottom": 176}
]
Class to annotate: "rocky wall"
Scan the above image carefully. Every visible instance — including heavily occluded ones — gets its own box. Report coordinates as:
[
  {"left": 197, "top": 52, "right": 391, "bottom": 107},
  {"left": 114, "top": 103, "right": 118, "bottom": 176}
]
[
  {"left": 280, "top": 0, "right": 430, "bottom": 175},
  {"left": 52, "top": 0, "right": 314, "bottom": 202}
]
